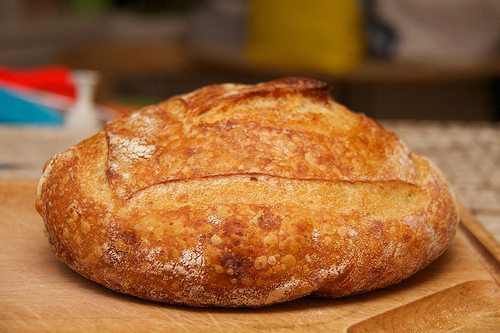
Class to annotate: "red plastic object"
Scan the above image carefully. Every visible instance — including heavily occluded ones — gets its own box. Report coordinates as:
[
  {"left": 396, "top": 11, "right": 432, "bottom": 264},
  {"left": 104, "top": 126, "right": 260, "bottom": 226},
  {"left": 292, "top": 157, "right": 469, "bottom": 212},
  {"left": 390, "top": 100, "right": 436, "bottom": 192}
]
[{"left": 0, "top": 66, "right": 76, "bottom": 99}]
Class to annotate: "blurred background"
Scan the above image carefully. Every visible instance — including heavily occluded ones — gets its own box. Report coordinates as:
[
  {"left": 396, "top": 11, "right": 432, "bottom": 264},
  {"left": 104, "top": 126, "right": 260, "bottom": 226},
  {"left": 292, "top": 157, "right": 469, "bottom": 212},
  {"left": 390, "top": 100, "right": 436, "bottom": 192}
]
[
  {"left": 1, "top": 0, "right": 500, "bottom": 121},
  {"left": 1, "top": 0, "right": 500, "bottom": 239}
]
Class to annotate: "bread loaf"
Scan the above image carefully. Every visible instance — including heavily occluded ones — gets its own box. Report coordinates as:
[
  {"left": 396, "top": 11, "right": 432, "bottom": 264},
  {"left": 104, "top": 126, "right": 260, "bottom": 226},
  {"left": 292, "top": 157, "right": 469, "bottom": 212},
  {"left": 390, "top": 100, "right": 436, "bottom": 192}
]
[{"left": 35, "top": 77, "right": 459, "bottom": 307}]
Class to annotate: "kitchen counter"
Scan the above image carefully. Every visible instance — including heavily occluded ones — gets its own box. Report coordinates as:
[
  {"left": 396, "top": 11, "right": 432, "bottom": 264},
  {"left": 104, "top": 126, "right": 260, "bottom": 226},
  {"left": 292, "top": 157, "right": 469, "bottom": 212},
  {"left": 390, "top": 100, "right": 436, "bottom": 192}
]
[
  {"left": 381, "top": 120, "right": 500, "bottom": 241},
  {"left": 1, "top": 119, "right": 500, "bottom": 332},
  {"left": 1, "top": 120, "right": 499, "bottom": 241}
]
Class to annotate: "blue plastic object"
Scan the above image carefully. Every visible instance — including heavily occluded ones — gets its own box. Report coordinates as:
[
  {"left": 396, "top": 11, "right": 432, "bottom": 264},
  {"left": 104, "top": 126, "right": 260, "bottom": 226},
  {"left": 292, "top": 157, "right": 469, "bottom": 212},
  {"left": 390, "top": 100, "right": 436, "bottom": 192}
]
[{"left": 0, "top": 88, "right": 63, "bottom": 126}]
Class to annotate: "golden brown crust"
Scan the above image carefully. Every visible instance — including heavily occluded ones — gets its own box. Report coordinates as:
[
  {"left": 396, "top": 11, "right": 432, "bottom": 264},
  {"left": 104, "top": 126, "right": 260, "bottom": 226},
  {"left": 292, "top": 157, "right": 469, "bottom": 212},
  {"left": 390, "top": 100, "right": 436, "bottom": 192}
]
[{"left": 35, "top": 77, "right": 459, "bottom": 307}]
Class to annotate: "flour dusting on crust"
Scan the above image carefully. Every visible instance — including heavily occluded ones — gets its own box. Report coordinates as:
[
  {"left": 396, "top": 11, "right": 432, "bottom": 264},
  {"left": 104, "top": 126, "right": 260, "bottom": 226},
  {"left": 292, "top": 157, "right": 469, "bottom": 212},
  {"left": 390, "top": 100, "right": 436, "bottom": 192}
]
[{"left": 108, "top": 134, "right": 156, "bottom": 161}]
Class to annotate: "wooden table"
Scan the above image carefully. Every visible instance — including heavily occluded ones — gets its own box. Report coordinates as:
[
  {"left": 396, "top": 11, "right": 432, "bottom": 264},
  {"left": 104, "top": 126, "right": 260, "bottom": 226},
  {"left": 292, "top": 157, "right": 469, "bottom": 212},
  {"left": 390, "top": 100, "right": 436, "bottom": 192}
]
[{"left": 0, "top": 180, "right": 499, "bottom": 332}]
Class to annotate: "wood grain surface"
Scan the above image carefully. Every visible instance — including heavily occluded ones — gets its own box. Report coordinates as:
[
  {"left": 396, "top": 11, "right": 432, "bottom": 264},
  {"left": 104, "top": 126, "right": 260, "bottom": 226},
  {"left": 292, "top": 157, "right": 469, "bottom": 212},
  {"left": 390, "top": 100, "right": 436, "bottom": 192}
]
[{"left": 1, "top": 179, "right": 499, "bottom": 332}]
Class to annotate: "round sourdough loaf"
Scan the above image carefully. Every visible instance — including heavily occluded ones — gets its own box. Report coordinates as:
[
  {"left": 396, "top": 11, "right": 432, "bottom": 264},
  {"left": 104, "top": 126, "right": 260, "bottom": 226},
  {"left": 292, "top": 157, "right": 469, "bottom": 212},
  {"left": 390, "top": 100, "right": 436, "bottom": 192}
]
[{"left": 35, "top": 77, "right": 459, "bottom": 307}]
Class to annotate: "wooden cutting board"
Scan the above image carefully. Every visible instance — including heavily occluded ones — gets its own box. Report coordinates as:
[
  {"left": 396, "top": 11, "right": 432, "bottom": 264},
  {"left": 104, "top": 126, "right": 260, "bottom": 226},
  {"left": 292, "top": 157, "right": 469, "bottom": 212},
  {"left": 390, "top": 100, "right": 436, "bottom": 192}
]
[{"left": 1, "top": 179, "right": 499, "bottom": 332}]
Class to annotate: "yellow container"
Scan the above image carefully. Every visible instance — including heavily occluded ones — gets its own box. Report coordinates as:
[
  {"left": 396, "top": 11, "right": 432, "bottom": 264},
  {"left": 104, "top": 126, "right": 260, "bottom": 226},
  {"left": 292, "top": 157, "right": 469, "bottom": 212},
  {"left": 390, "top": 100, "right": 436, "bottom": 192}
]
[{"left": 247, "top": 0, "right": 366, "bottom": 73}]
